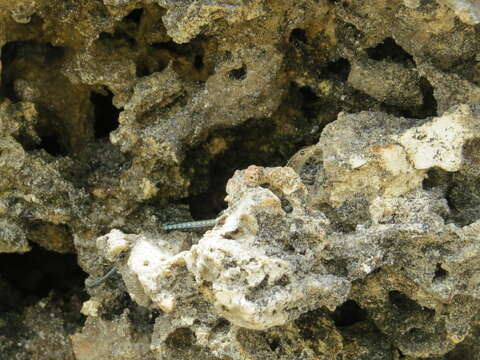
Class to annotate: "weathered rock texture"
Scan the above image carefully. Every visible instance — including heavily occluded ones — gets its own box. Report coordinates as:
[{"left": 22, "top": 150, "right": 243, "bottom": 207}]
[{"left": 1, "top": 0, "right": 480, "bottom": 359}]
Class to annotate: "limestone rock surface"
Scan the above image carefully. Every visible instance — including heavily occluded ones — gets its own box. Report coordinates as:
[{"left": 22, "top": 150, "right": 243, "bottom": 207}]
[{"left": 1, "top": 0, "right": 480, "bottom": 359}]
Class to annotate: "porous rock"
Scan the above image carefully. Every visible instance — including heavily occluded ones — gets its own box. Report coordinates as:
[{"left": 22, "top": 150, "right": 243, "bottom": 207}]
[
  {"left": 88, "top": 102, "right": 480, "bottom": 356},
  {"left": 2, "top": 0, "right": 480, "bottom": 358},
  {"left": 403, "top": 1, "right": 480, "bottom": 25},
  {"left": 348, "top": 58, "right": 423, "bottom": 107}
]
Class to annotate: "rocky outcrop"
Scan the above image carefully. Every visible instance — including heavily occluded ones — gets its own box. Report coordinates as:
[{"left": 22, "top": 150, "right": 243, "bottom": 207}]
[{"left": 1, "top": 0, "right": 480, "bottom": 359}]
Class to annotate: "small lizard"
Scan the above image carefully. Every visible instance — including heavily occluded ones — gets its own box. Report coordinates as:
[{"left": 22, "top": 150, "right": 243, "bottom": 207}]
[
  {"left": 86, "top": 218, "right": 218, "bottom": 288},
  {"left": 160, "top": 218, "right": 217, "bottom": 231},
  {"left": 85, "top": 264, "right": 118, "bottom": 288}
]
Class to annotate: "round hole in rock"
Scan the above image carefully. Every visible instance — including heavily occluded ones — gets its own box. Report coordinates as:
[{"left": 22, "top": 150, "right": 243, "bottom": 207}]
[
  {"left": 91, "top": 90, "right": 120, "bottom": 139},
  {"left": 331, "top": 300, "right": 367, "bottom": 327},
  {"left": 433, "top": 263, "right": 448, "bottom": 282},
  {"left": 228, "top": 64, "right": 247, "bottom": 80},
  {"left": 289, "top": 28, "right": 307, "bottom": 43},
  {"left": 124, "top": 8, "right": 143, "bottom": 24},
  {"left": 366, "top": 37, "right": 414, "bottom": 64},
  {"left": 324, "top": 58, "right": 351, "bottom": 81},
  {"left": 0, "top": 243, "right": 87, "bottom": 311}
]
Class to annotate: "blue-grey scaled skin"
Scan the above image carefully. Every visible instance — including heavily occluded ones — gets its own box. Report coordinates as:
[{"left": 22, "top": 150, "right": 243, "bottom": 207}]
[
  {"left": 85, "top": 264, "right": 118, "bottom": 288},
  {"left": 86, "top": 219, "right": 217, "bottom": 288},
  {"left": 160, "top": 219, "right": 217, "bottom": 231}
]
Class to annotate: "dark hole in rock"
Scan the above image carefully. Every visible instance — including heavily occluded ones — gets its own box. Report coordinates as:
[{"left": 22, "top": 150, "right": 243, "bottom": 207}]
[
  {"left": 331, "top": 300, "right": 367, "bottom": 327},
  {"left": 299, "top": 85, "right": 317, "bottom": 102},
  {"left": 194, "top": 54, "right": 204, "bottom": 70},
  {"left": 299, "top": 85, "right": 320, "bottom": 119},
  {"left": 366, "top": 37, "right": 414, "bottom": 64},
  {"left": 283, "top": 244, "right": 295, "bottom": 253},
  {"left": 0, "top": 41, "right": 64, "bottom": 101},
  {"left": 0, "top": 243, "right": 87, "bottom": 312},
  {"left": 151, "top": 40, "right": 181, "bottom": 52},
  {"left": 2, "top": 41, "right": 64, "bottom": 65},
  {"left": 418, "top": 77, "right": 438, "bottom": 117},
  {"left": 433, "top": 263, "right": 448, "bottom": 282},
  {"left": 150, "top": 38, "right": 208, "bottom": 77},
  {"left": 0, "top": 42, "right": 19, "bottom": 101},
  {"left": 444, "top": 182, "right": 480, "bottom": 226},
  {"left": 245, "top": 275, "right": 270, "bottom": 302},
  {"left": 422, "top": 168, "right": 452, "bottom": 191},
  {"left": 166, "top": 327, "right": 196, "bottom": 349},
  {"left": 184, "top": 84, "right": 320, "bottom": 220},
  {"left": 443, "top": 139, "right": 480, "bottom": 224},
  {"left": 98, "top": 32, "right": 115, "bottom": 42},
  {"left": 136, "top": 63, "right": 151, "bottom": 77},
  {"left": 151, "top": 39, "right": 204, "bottom": 58},
  {"left": 127, "top": 303, "right": 157, "bottom": 335},
  {"left": 0, "top": 77, "right": 19, "bottom": 102},
  {"left": 289, "top": 28, "right": 307, "bottom": 43},
  {"left": 102, "top": 292, "right": 135, "bottom": 321},
  {"left": 228, "top": 64, "right": 247, "bottom": 80},
  {"left": 24, "top": 13, "right": 44, "bottom": 27},
  {"left": 124, "top": 8, "right": 143, "bottom": 24},
  {"left": 223, "top": 51, "right": 233, "bottom": 63},
  {"left": 224, "top": 228, "right": 242, "bottom": 240},
  {"left": 389, "top": 290, "right": 415, "bottom": 310},
  {"left": 324, "top": 58, "right": 351, "bottom": 81},
  {"left": 213, "top": 318, "right": 230, "bottom": 332},
  {"left": 186, "top": 118, "right": 293, "bottom": 220},
  {"left": 38, "top": 133, "right": 64, "bottom": 156},
  {"left": 150, "top": 309, "right": 162, "bottom": 323},
  {"left": 268, "top": 337, "right": 281, "bottom": 351},
  {"left": 98, "top": 8, "right": 144, "bottom": 46},
  {"left": 91, "top": 90, "right": 120, "bottom": 138},
  {"left": 398, "top": 75, "right": 438, "bottom": 119},
  {"left": 99, "top": 30, "right": 136, "bottom": 46},
  {"left": 274, "top": 274, "right": 291, "bottom": 287}
]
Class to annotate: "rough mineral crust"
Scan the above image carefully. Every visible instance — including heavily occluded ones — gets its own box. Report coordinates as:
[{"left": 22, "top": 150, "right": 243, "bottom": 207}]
[
  {"left": 443, "top": 0, "right": 480, "bottom": 24},
  {"left": 2, "top": 0, "right": 480, "bottom": 359},
  {"left": 404, "top": 0, "right": 480, "bottom": 25},
  {"left": 348, "top": 59, "right": 423, "bottom": 107},
  {"left": 78, "top": 104, "right": 480, "bottom": 359}
]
